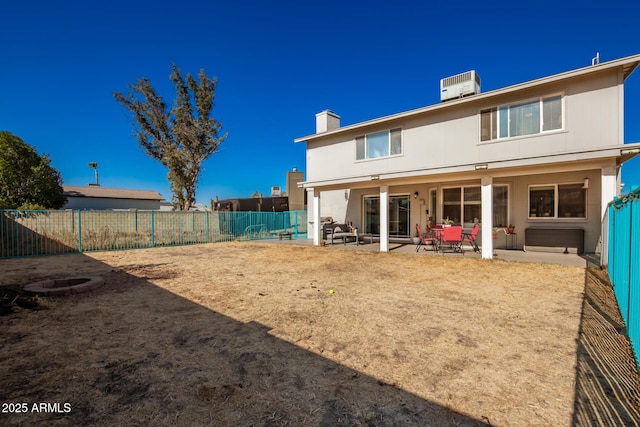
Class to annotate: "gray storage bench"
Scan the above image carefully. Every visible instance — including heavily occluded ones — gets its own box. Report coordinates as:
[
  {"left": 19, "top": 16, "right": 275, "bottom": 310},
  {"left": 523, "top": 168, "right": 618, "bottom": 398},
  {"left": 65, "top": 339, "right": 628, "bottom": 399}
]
[
  {"left": 327, "top": 224, "right": 358, "bottom": 245},
  {"left": 523, "top": 227, "right": 584, "bottom": 254}
]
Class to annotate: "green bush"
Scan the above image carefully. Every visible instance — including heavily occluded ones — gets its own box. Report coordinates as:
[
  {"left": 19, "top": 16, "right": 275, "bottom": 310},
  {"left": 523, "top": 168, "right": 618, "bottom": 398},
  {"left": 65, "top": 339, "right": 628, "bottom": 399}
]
[{"left": 17, "top": 204, "right": 49, "bottom": 211}]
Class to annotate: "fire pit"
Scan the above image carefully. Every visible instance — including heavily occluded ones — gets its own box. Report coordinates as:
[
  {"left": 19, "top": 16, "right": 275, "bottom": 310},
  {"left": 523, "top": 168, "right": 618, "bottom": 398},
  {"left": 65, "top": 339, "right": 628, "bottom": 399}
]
[{"left": 24, "top": 277, "right": 104, "bottom": 296}]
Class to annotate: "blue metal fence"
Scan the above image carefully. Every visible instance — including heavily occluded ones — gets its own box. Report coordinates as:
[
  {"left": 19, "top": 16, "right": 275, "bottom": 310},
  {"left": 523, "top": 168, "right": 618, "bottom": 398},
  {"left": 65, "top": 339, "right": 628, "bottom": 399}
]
[
  {"left": 607, "top": 188, "right": 640, "bottom": 366},
  {"left": 0, "top": 210, "right": 307, "bottom": 258}
]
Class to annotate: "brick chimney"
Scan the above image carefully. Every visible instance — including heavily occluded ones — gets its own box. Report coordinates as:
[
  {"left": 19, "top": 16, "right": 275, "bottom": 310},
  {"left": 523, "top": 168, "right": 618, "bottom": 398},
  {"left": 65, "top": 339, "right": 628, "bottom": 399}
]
[{"left": 315, "top": 110, "right": 340, "bottom": 134}]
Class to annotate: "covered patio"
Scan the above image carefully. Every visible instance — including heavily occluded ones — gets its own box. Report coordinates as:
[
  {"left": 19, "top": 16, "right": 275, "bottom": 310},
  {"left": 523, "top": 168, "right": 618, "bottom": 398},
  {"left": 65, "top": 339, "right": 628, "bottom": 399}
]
[{"left": 265, "top": 237, "right": 600, "bottom": 268}]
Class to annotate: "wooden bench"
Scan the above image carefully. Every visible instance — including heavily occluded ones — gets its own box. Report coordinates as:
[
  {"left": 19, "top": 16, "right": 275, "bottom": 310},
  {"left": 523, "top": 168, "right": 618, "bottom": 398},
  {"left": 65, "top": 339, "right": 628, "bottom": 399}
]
[
  {"left": 524, "top": 227, "right": 584, "bottom": 254},
  {"left": 278, "top": 231, "right": 292, "bottom": 240}
]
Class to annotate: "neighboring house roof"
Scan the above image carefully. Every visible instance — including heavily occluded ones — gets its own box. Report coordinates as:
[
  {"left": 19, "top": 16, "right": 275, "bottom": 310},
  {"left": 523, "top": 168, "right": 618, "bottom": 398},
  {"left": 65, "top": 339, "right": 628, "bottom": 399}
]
[
  {"left": 294, "top": 53, "right": 640, "bottom": 143},
  {"left": 63, "top": 186, "right": 164, "bottom": 201}
]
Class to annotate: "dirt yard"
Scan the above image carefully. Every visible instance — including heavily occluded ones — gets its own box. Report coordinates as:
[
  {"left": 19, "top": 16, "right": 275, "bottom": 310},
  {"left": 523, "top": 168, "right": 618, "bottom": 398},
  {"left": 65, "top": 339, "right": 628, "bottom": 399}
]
[{"left": 1, "top": 241, "right": 639, "bottom": 426}]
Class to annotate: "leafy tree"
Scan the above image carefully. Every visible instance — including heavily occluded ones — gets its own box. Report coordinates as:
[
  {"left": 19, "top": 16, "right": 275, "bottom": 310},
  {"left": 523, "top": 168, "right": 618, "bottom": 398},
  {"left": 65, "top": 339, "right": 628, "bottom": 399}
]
[
  {"left": 114, "top": 65, "right": 227, "bottom": 211},
  {"left": 0, "top": 131, "right": 66, "bottom": 209}
]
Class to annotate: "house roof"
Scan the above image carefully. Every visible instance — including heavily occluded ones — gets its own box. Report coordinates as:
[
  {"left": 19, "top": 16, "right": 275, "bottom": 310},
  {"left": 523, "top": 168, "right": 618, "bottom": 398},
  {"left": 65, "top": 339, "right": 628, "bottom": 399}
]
[
  {"left": 63, "top": 186, "right": 164, "bottom": 201},
  {"left": 294, "top": 53, "right": 640, "bottom": 143}
]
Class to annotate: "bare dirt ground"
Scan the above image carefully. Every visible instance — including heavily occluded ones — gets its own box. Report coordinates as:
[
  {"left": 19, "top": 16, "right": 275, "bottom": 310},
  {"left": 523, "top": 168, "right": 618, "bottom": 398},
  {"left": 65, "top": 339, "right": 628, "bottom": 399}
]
[{"left": 1, "top": 241, "right": 639, "bottom": 426}]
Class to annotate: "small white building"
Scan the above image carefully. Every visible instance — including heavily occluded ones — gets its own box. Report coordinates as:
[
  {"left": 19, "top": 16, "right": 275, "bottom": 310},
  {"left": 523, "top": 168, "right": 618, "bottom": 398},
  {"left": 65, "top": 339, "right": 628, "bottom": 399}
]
[
  {"left": 294, "top": 54, "right": 640, "bottom": 260},
  {"left": 63, "top": 186, "right": 164, "bottom": 210}
]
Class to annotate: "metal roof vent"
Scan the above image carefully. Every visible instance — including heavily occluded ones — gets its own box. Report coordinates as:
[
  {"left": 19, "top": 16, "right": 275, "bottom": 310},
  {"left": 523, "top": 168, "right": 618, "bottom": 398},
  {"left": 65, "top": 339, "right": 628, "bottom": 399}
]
[{"left": 440, "top": 70, "right": 481, "bottom": 102}]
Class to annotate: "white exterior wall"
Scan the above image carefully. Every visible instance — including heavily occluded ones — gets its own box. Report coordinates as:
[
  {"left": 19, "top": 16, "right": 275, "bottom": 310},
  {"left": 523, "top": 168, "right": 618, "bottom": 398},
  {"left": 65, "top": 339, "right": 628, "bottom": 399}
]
[
  {"left": 319, "top": 190, "right": 349, "bottom": 222},
  {"left": 305, "top": 70, "right": 622, "bottom": 184}
]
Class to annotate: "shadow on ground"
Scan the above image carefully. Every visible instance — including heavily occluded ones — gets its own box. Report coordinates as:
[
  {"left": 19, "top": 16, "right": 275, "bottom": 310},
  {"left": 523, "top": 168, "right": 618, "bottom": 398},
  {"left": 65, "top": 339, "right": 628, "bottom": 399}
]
[
  {"left": 572, "top": 268, "right": 640, "bottom": 426},
  {"left": 0, "top": 253, "right": 489, "bottom": 426}
]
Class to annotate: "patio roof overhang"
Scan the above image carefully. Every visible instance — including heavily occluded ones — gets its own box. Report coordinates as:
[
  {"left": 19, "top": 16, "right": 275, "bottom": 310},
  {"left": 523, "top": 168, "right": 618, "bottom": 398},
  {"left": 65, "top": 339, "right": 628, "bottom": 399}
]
[{"left": 300, "top": 142, "right": 640, "bottom": 191}]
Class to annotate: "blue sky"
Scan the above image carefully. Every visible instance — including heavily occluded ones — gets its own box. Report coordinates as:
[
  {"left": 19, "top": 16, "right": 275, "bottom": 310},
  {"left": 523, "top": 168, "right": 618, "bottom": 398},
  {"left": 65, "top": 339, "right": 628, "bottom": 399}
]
[{"left": 2, "top": 0, "right": 640, "bottom": 204}]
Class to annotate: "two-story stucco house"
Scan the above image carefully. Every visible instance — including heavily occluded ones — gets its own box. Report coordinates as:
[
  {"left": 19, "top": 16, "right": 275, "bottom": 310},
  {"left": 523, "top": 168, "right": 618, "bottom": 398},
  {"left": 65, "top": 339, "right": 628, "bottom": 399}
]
[{"left": 294, "top": 54, "right": 640, "bottom": 260}]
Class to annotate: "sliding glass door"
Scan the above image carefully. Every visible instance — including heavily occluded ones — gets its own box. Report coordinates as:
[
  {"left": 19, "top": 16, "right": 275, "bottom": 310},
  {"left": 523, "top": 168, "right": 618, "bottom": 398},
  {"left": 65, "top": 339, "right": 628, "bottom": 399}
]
[
  {"left": 363, "top": 196, "right": 380, "bottom": 235},
  {"left": 363, "top": 195, "right": 410, "bottom": 237}
]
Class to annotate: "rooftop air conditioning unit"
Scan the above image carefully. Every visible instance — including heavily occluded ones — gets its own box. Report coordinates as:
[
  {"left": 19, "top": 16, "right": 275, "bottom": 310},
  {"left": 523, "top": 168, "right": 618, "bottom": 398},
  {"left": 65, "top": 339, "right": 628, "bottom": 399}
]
[
  {"left": 440, "top": 70, "right": 481, "bottom": 102},
  {"left": 271, "top": 186, "right": 282, "bottom": 197}
]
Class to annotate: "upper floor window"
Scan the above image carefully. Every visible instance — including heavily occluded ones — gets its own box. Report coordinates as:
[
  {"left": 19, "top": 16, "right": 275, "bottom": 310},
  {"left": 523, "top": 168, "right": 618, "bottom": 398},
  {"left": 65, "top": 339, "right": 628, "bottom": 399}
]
[
  {"left": 480, "top": 95, "right": 563, "bottom": 142},
  {"left": 356, "top": 128, "right": 402, "bottom": 160}
]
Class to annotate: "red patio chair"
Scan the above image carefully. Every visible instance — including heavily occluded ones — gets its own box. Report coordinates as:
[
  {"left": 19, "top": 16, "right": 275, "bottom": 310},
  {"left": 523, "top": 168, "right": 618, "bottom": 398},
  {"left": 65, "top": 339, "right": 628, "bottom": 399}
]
[
  {"left": 462, "top": 224, "right": 480, "bottom": 253},
  {"left": 415, "top": 224, "right": 439, "bottom": 252},
  {"left": 441, "top": 225, "right": 464, "bottom": 254}
]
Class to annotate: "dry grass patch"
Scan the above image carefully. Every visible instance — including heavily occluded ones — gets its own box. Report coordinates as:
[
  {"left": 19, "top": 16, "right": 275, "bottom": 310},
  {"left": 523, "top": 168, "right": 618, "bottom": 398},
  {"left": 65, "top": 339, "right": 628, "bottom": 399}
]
[{"left": 0, "top": 241, "right": 620, "bottom": 425}]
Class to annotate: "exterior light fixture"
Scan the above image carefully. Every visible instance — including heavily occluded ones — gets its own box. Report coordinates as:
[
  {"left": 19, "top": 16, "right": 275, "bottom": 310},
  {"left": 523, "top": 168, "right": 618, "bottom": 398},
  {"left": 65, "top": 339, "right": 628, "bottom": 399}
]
[
  {"left": 582, "top": 178, "right": 590, "bottom": 189},
  {"left": 371, "top": 175, "right": 380, "bottom": 180},
  {"left": 621, "top": 148, "right": 640, "bottom": 155},
  {"left": 475, "top": 164, "right": 488, "bottom": 170},
  {"left": 414, "top": 191, "right": 419, "bottom": 199}
]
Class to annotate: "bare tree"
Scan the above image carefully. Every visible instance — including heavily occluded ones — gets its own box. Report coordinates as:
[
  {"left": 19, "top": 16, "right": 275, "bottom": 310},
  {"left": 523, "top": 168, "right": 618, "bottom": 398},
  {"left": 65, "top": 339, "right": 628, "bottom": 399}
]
[{"left": 114, "top": 65, "right": 226, "bottom": 210}]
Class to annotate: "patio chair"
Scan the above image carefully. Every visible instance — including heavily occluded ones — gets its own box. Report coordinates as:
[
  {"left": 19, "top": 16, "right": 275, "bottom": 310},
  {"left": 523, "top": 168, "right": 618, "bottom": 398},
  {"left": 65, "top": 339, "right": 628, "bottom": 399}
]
[
  {"left": 462, "top": 224, "right": 480, "bottom": 253},
  {"left": 415, "top": 224, "right": 439, "bottom": 252},
  {"left": 441, "top": 225, "right": 464, "bottom": 254}
]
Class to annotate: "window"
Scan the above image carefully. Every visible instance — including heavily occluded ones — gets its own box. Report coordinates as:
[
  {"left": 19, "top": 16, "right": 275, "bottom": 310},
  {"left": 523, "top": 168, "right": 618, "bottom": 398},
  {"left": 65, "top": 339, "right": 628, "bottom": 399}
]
[
  {"left": 441, "top": 185, "right": 508, "bottom": 226},
  {"left": 442, "top": 188, "right": 461, "bottom": 224},
  {"left": 480, "top": 95, "right": 562, "bottom": 141},
  {"left": 356, "top": 129, "right": 402, "bottom": 160},
  {"left": 529, "top": 183, "right": 586, "bottom": 219},
  {"left": 463, "top": 187, "right": 481, "bottom": 224},
  {"left": 492, "top": 186, "right": 508, "bottom": 227}
]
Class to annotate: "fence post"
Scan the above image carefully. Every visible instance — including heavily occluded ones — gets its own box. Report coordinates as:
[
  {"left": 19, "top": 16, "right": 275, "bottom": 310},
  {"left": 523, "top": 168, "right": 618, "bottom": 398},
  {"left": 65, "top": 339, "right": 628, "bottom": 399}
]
[
  {"left": 628, "top": 201, "right": 633, "bottom": 332},
  {"left": 249, "top": 211, "right": 252, "bottom": 241},
  {"left": 135, "top": 209, "right": 139, "bottom": 248},
  {"left": 294, "top": 211, "right": 299, "bottom": 237},
  {"left": 206, "top": 211, "right": 210, "bottom": 243},
  {"left": 151, "top": 210, "right": 155, "bottom": 248},
  {"left": 77, "top": 210, "right": 82, "bottom": 253},
  {"left": 608, "top": 204, "right": 615, "bottom": 284}
]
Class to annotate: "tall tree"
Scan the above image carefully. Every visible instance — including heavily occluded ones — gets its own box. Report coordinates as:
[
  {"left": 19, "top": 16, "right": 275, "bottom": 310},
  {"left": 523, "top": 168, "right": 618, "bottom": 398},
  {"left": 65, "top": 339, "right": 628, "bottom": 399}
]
[
  {"left": 114, "top": 65, "right": 227, "bottom": 210},
  {"left": 0, "top": 131, "right": 66, "bottom": 209}
]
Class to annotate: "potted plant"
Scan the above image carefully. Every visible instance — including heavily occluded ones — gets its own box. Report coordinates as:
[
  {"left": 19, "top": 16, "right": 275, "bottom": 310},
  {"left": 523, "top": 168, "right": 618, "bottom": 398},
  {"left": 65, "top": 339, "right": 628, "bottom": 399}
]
[
  {"left": 442, "top": 217, "right": 454, "bottom": 227},
  {"left": 507, "top": 224, "right": 515, "bottom": 234}
]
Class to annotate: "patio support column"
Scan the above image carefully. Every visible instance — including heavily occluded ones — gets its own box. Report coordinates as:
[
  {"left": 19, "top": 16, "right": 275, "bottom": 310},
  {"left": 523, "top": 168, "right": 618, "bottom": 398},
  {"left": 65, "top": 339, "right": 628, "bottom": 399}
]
[
  {"left": 380, "top": 185, "right": 389, "bottom": 252},
  {"left": 601, "top": 166, "right": 617, "bottom": 220},
  {"left": 600, "top": 166, "right": 617, "bottom": 265},
  {"left": 310, "top": 188, "right": 321, "bottom": 246},
  {"left": 480, "top": 176, "right": 493, "bottom": 259}
]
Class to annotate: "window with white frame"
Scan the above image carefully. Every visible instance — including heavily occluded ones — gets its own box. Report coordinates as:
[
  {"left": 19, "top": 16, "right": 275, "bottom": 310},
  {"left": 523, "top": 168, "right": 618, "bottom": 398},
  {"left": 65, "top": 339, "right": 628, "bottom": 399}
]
[
  {"left": 441, "top": 185, "right": 508, "bottom": 226},
  {"left": 529, "top": 183, "right": 586, "bottom": 219},
  {"left": 480, "top": 95, "right": 563, "bottom": 142},
  {"left": 356, "top": 129, "right": 402, "bottom": 160}
]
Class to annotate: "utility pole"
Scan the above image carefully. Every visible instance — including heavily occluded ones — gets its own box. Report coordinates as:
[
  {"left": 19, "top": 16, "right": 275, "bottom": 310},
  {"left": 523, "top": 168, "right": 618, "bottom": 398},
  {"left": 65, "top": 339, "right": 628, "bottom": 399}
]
[{"left": 88, "top": 162, "right": 99, "bottom": 186}]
